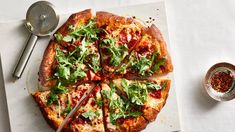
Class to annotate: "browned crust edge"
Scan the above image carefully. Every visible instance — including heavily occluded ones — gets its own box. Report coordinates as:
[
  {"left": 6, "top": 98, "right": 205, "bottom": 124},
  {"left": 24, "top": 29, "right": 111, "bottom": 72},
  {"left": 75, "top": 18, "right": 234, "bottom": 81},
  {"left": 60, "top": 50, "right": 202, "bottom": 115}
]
[
  {"left": 56, "top": 9, "right": 92, "bottom": 36},
  {"left": 32, "top": 92, "right": 60, "bottom": 130},
  {"left": 142, "top": 106, "right": 159, "bottom": 122},
  {"left": 155, "top": 79, "right": 171, "bottom": 112},
  {"left": 147, "top": 24, "right": 173, "bottom": 74},
  {"left": 38, "top": 40, "right": 57, "bottom": 88},
  {"left": 118, "top": 116, "right": 148, "bottom": 132},
  {"left": 142, "top": 80, "right": 171, "bottom": 123},
  {"left": 96, "top": 11, "right": 133, "bottom": 28}
]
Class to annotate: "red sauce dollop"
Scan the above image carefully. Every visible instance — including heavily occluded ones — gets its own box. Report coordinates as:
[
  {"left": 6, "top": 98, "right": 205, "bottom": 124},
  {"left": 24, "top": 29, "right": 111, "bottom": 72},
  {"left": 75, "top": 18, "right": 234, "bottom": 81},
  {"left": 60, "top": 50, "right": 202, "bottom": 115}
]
[{"left": 149, "top": 90, "right": 161, "bottom": 99}]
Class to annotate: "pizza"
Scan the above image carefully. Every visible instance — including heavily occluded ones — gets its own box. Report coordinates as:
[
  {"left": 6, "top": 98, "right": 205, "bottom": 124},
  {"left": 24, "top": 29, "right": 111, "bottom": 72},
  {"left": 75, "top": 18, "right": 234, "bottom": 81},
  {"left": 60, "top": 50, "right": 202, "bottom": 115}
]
[{"left": 33, "top": 9, "right": 173, "bottom": 132}]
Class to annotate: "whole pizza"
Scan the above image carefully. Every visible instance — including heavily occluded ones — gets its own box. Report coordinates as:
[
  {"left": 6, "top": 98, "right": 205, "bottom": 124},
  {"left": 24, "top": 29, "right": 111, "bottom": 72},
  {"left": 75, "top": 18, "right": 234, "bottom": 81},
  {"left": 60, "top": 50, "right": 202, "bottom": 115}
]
[{"left": 32, "top": 9, "right": 173, "bottom": 132}]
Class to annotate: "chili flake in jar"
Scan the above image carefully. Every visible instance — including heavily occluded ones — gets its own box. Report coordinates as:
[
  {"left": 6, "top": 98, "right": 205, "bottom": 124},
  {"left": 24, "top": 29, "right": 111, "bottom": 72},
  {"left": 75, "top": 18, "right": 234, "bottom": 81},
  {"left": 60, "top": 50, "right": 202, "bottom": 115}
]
[{"left": 210, "top": 70, "right": 234, "bottom": 93}]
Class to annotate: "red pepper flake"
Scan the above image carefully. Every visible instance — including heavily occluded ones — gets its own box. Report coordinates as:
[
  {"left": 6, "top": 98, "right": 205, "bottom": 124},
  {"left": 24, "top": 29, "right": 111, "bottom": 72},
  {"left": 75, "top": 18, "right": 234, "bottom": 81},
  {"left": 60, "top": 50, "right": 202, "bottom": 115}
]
[{"left": 210, "top": 71, "right": 234, "bottom": 92}]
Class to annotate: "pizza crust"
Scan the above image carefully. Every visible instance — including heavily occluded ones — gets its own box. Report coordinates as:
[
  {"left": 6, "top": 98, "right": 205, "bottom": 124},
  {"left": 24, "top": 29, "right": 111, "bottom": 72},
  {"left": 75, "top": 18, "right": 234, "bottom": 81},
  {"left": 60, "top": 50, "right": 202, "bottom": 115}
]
[
  {"left": 56, "top": 9, "right": 92, "bottom": 37},
  {"left": 146, "top": 24, "right": 173, "bottom": 74},
  {"left": 96, "top": 11, "right": 133, "bottom": 29},
  {"left": 32, "top": 91, "right": 64, "bottom": 130}
]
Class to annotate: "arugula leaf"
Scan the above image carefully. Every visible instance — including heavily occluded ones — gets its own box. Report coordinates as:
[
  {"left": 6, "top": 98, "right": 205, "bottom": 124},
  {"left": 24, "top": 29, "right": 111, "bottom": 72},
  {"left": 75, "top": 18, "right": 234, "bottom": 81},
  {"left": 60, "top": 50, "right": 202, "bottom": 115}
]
[
  {"left": 54, "top": 47, "right": 88, "bottom": 85},
  {"left": 101, "top": 38, "right": 128, "bottom": 66},
  {"left": 65, "top": 19, "right": 101, "bottom": 43},
  {"left": 47, "top": 83, "right": 69, "bottom": 105},
  {"left": 87, "top": 54, "right": 101, "bottom": 73},
  {"left": 161, "top": 82, "right": 167, "bottom": 89},
  {"left": 131, "top": 53, "right": 165, "bottom": 76},
  {"left": 63, "top": 35, "right": 74, "bottom": 42},
  {"left": 146, "top": 82, "right": 162, "bottom": 91},
  {"left": 57, "top": 65, "right": 71, "bottom": 80},
  {"left": 63, "top": 95, "right": 72, "bottom": 115},
  {"left": 150, "top": 58, "right": 166, "bottom": 74},
  {"left": 132, "top": 56, "right": 152, "bottom": 76},
  {"left": 82, "top": 110, "right": 100, "bottom": 120},
  {"left": 54, "top": 33, "right": 63, "bottom": 43},
  {"left": 47, "top": 92, "right": 58, "bottom": 105},
  {"left": 95, "top": 98, "right": 103, "bottom": 108},
  {"left": 121, "top": 79, "right": 148, "bottom": 105}
]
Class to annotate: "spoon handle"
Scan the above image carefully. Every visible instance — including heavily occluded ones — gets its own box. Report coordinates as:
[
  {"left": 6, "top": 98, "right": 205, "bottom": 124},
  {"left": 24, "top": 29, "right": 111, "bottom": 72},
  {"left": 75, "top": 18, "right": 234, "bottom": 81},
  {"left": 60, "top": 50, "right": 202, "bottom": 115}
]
[{"left": 13, "top": 33, "right": 38, "bottom": 79}]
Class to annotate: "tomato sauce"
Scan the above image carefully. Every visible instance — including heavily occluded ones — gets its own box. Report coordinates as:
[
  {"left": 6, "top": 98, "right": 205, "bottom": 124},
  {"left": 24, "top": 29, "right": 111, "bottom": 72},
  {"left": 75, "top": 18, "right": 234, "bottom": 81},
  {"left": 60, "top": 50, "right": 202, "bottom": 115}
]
[{"left": 149, "top": 90, "right": 161, "bottom": 99}]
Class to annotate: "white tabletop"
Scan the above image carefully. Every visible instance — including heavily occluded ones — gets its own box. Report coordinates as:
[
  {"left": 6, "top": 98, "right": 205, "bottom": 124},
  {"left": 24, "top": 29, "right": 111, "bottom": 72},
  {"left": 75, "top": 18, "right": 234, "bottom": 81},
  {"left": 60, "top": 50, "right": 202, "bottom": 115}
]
[{"left": 1, "top": 0, "right": 235, "bottom": 132}]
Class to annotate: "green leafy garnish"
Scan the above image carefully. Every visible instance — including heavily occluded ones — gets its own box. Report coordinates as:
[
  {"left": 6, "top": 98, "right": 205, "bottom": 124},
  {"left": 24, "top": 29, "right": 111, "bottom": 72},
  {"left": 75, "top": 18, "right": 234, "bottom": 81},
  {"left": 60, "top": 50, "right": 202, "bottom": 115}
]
[
  {"left": 101, "top": 84, "right": 142, "bottom": 124},
  {"left": 63, "top": 19, "right": 101, "bottom": 43},
  {"left": 47, "top": 83, "right": 69, "bottom": 105},
  {"left": 63, "top": 95, "right": 72, "bottom": 115},
  {"left": 54, "top": 33, "right": 63, "bottom": 42},
  {"left": 150, "top": 58, "right": 166, "bottom": 74},
  {"left": 82, "top": 110, "right": 100, "bottom": 120},
  {"left": 87, "top": 54, "right": 101, "bottom": 73},
  {"left": 47, "top": 92, "right": 58, "bottom": 105},
  {"left": 161, "top": 82, "right": 167, "bottom": 89},
  {"left": 131, "top": 53, "right": 156, "bottom": 76},
  {"left": 95, "top": 98, "right": 103, "bottom": 108},
  {"left": 62, "top": 35, "right": 74, "bottom": 42},
  {"left": 54, "top": 48, "right": 87, "bottom": 85},
  {"left": 121, "top": 79, "right": 148, "bottom": 105},
  {"left": 146, "top": 82, "right": 162, "bottom": 91},
  {"left": 101, "top": 38, "right": 128, "bottom": 66},
  {"left": 134, "top": 57, "right": 152, "bottom": 76}
]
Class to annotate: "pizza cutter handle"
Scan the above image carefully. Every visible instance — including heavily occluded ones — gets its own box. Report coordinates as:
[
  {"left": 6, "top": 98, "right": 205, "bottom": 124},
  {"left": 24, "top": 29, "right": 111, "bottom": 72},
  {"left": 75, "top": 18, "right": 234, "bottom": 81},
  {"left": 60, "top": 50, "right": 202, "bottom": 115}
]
[{"left": 13, "top": 33, "right": 38, "bottom": 79}]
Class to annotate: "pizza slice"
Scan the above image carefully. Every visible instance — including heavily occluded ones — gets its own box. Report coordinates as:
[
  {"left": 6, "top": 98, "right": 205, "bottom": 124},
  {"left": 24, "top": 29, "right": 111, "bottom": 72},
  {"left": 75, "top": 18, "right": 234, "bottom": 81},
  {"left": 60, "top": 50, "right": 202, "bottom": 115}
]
[
  {"left": 39, "top": 9, "right": 102, "bottom": 89},
  {"left": 62, "top": 85, "right": 105, "bottom": 132},
  {"left": 112, "top": 78, "right": 171, "bottom": 122},
  {"left": 32, "top": 83, "right": 95, "bottom": 130},
  {"left": 116, "top": 24, "right": 173, "bottom": 79},
  {"left": 96, "top": 11, "right": 144, "bottom": 77},
  {"left": 100, "top": 83, "right": 148, "bottom": 132}
]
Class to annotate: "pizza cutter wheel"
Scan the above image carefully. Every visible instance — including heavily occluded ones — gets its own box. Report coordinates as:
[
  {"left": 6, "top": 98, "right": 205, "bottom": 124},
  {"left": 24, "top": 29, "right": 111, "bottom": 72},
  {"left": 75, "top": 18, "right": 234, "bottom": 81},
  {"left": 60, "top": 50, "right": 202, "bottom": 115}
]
[{"left": 13, "top": 1, "right": 59, "bottom": 78}]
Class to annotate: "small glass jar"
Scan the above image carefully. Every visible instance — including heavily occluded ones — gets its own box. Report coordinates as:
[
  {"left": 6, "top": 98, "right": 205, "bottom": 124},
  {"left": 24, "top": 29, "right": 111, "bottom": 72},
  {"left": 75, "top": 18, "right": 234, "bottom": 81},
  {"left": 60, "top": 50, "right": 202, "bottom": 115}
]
[{"left": 204, "top": 62, "right": 235, "bottom": 101}]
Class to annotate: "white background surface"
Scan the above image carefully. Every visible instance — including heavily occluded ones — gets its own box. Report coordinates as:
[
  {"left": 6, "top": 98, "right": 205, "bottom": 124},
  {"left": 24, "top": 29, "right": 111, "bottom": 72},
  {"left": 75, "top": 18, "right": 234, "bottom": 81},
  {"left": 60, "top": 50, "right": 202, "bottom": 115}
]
[{"left": 1, "top": 0, "right": 235, "bottom": 132}]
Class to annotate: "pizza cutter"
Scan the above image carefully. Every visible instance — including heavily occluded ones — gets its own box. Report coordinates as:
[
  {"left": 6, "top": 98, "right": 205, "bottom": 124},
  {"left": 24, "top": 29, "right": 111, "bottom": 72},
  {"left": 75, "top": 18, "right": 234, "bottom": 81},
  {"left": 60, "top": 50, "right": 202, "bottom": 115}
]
[{"left": 13, "top": 1, "right": 59, "bottom": 78}]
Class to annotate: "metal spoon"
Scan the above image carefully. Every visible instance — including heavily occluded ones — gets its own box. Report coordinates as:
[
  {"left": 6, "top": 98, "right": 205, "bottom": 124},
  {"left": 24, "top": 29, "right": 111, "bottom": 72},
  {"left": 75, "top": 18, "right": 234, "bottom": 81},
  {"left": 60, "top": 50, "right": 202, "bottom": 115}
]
[{"left": 13, "top": 1, "right": 59, "bottom": 78}]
